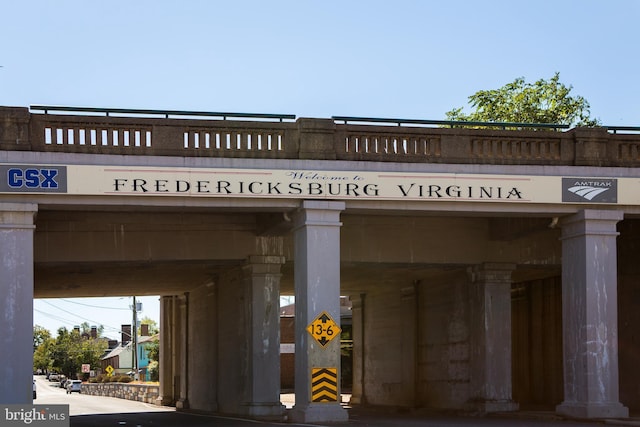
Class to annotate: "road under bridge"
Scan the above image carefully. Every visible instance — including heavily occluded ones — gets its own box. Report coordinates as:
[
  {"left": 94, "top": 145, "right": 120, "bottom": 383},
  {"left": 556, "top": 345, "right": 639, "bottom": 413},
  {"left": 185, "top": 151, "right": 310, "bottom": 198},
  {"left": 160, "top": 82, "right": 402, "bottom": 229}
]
[{"left": 2, "top": 106, "right": 640, "bottom": 422}]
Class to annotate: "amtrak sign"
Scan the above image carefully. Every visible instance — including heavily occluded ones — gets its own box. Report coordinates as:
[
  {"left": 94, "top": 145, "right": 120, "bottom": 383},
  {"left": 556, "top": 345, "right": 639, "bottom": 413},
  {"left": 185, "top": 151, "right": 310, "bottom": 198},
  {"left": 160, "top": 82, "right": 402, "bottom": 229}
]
[
  {"left": 0, "top": 163, "right": 638, "bottom": 205},
  {"left": 561, "top": 177, "right": 618, "bottom": 203}
]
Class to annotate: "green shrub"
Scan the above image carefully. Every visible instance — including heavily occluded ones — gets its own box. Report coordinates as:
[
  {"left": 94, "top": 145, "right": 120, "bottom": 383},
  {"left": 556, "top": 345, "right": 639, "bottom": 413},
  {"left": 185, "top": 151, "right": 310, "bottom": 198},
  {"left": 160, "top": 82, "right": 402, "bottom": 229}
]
[
  {"left": 147, "top": 361, "right": 159, "bottom": 382},
  {"left": 90, "top": 373, "right": 132, "bottom": 383}
]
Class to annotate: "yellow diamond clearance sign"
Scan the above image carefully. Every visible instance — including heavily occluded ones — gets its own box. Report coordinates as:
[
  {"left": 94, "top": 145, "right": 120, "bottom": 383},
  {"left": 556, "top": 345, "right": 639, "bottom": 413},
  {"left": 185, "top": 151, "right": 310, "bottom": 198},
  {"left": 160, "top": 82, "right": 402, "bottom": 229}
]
[{"left": 306, "top": 311, "right": 341, "bottom": 348}]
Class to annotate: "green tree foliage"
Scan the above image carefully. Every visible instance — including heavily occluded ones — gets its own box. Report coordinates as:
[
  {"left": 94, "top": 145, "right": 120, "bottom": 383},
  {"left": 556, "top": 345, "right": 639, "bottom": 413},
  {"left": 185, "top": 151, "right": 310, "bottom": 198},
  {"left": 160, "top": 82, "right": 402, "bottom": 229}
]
[
  {"left": 445, "top": 73, "right": 600, "bottom": 127},
  {"left": 147, "top": 360, "right": 159, "bottom": 382},
  {"left": 33, "top": 327, "right": 55, "bottom": 373},
  {"left": 33, "top": 318, "right": 158, "bottom": 378},
  {"left": 33, "top": 325, "right": 51, "bottom": 351},
  {"left": 146, "top": 337, "right": 159, "bottom": 362},
  {"left": 50, "top": 328, "right": 76, "bottom": 377},
  {"left": 49, "top": 327, "right": 108, "bottom": 379}
]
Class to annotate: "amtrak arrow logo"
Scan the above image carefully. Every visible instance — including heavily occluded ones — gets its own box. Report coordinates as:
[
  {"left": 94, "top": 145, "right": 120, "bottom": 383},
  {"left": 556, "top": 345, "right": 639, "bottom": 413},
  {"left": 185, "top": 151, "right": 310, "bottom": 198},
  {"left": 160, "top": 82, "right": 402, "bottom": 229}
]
[
  {"left": 567, "top": 185, "right": 610, "bottom": 201},
  {"left": 562, "top": 178, "right": 617, "bottom": 203}
]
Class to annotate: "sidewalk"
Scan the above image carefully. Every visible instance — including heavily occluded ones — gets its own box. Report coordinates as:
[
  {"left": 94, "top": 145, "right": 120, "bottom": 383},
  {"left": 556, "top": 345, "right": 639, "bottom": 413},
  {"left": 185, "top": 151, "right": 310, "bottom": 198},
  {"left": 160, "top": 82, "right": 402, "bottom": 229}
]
[{"left": 280, "top": 394, "right": 640, "bottom": 427}]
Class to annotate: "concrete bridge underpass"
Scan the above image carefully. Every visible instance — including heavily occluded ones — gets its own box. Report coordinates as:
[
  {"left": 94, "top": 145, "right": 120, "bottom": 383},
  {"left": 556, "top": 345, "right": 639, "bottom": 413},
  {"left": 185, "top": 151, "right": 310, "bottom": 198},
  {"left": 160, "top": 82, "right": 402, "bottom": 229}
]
[{"left": 2, "top": 106, "right": 640, "bottom": 422}]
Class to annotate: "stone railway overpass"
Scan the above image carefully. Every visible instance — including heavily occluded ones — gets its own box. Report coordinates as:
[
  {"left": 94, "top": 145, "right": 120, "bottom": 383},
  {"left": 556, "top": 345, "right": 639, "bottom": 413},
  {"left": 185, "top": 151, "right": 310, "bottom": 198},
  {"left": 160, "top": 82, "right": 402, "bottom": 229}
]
[{"left": 2, "top": 106, "right": 640, "bottom": 422}]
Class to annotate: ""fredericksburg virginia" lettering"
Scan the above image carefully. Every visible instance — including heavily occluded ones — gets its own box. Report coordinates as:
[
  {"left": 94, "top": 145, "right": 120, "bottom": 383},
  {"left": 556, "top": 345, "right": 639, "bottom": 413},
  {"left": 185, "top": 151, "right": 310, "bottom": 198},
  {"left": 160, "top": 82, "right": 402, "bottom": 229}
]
[{"left": 111, "top": 170, "right": 524, "bottom": 201}]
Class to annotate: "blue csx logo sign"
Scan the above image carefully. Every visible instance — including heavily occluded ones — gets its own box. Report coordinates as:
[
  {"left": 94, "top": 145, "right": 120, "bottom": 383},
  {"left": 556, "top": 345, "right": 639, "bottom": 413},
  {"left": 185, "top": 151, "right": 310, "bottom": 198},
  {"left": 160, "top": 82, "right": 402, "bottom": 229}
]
[
  {"left": 7, "top": 168, "right": 60, "bottom": 188},
  {"left": 0, "top": 165, "right": 67, "bottom": 193}
]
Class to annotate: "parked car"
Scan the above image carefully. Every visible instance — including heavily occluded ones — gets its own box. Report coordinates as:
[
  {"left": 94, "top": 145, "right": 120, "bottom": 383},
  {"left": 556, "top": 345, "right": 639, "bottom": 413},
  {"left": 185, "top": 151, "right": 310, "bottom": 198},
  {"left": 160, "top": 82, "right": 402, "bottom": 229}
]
[
  {"left": 66, "top": 380, "right": 82, "bottom": 394},
  {"left": 32, "top": 379, "right": 36, "bottom": 399}
]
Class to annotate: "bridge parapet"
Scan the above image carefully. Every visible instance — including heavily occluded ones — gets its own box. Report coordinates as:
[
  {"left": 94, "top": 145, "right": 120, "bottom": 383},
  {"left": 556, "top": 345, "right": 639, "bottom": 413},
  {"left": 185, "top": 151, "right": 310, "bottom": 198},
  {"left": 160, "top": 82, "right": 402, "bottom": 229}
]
[
  {"left": 336, "top": 124, "right": 572, "bottom": 165},
  {"left": 26, "top": 110, "right": 300, "bottom": 159},
  {"left": 1, "top": 106, "right": 640, "bottom": 167}
]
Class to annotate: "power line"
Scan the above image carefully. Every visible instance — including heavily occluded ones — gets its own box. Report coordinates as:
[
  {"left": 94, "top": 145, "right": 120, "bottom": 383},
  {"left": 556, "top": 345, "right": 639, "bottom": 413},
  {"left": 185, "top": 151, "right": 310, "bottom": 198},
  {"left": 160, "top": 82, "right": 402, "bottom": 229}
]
[
  {"left": 41, "top": 300, "right": 107, "bottom": 326},
  {"left": 37, "top": 300, "right": 130, "bottom": 338},
  {"left": 35, "top": 306, "right": 132, "bottom": 339},
  {"left": 34, "top": 309, "right": 118, "bottom": 336},
  {"left": 33, "top": 308, "right": 79, "bottom": 328},
  {"left": 58, "top": 298, "right": 129, "bottom": 310}
]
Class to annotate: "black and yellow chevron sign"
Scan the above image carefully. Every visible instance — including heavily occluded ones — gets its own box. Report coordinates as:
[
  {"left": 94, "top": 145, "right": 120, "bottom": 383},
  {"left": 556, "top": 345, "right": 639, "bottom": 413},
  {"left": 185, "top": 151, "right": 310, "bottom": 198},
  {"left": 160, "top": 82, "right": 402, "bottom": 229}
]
[{"left": 311, "top": 367, "right": 338, "bottom": 403}]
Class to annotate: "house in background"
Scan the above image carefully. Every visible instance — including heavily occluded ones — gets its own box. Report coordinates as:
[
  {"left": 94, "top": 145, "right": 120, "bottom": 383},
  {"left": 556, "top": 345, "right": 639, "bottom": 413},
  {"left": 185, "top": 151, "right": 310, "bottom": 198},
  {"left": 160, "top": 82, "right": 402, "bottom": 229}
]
[
  {"left": 136, "top": 334, "right": 157, "bottom": 381},
  {"left": 100, "top": 324, "right": 157, "bottom": 380},
  {"left": 101, "top": 344, "right": 128, "bottom": 375}
]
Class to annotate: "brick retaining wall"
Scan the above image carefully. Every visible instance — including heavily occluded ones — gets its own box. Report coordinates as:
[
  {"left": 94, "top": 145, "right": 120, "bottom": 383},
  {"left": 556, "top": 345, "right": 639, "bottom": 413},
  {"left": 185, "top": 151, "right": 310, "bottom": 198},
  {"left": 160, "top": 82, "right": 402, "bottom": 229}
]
[{"left": 82, "top": 383, "right": 160, "bottom": 404}]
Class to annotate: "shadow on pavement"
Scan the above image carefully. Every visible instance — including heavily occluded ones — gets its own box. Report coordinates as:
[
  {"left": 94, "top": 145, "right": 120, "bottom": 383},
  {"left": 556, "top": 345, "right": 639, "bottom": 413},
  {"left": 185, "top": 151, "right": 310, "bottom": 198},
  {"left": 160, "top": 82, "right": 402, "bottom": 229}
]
[
  {"left": 71, "top": 411, "right": 284, "bottom": 427},
  {"left": 71, "top": 408, "right": 640, "bottom": 427}
]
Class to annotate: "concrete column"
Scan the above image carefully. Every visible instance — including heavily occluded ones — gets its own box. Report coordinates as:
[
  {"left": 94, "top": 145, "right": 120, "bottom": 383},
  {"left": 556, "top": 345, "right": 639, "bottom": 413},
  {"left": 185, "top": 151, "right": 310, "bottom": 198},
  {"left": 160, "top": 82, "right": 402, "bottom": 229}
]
[
  {"left": 401, "top": 285, "right": 418, "bottom": 407},
  {"left": 156, "top": 296, "right": 174, "bottom": 406},
  {"left": 289, "top": 201, "right": 348, "bottom": 423},
  {"left": 556, "top": 210, "right": 629, "bottom": 418},
  {"left": 170, "top": 296, "right": 181, "bottom": 403},
  {"left": 240, "top": 254, "right": 286, "bottom": 420},
  {"left": 0, "top": 203, "right": 37, "bottom": 404},
  {"left": 349, "top": 294, "right": 365, "bottom": 405},
  {"left": 176, "top": 293, "right": 189, "bottom": 409},
  {"left": 185, "top": 280, "right": 218, "bottom": 412},
  {"left": 468, "top": 263, "right": 518, "bottom": 412}
]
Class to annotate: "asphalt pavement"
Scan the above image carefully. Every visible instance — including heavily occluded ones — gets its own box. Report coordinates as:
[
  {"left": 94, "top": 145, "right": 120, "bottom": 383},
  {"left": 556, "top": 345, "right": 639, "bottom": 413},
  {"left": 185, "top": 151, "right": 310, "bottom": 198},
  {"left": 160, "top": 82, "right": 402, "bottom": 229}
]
[
  {"left": 68, "top": 404, "right": 640, "bottom": 427},
  {"left": 33, "top": 378, "right": 640, "bottom": 427}
]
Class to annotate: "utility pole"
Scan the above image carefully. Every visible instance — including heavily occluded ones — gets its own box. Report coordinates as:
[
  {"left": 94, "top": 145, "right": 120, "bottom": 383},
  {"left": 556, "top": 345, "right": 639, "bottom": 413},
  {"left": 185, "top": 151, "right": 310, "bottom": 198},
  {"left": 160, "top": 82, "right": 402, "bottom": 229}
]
[{"left": 132, "top": 296, "right": 138, "bottom": 381}]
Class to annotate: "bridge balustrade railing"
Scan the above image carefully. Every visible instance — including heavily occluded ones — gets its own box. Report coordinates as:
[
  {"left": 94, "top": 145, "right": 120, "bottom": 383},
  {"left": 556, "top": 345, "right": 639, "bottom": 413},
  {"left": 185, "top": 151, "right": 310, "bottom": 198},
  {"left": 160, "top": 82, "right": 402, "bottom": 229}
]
[
  {"left": 613, "top": 133, "right": 640, "bottom": 167},
  {"left": 2, "top": 107, "right": 640, "bottom": 167},
  {"left": 334, "top": 124, "right": 640, "bottom": 166},
  {"left": 27, "top": 112, "right": 299, "bottom": 159},
  {"left": 335, "top": 124, "right": 572, "bottom": 164}
]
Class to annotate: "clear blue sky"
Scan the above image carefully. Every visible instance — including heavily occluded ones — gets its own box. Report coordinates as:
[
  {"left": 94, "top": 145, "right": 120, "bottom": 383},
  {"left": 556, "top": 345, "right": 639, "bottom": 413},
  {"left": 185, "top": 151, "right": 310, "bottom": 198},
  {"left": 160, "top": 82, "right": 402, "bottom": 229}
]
[
  {"left": 4, "top": 1, "right": 639, "bottom": 335},
  {"left": 2, "top": 1, "right": 639, "bottom": 124}
]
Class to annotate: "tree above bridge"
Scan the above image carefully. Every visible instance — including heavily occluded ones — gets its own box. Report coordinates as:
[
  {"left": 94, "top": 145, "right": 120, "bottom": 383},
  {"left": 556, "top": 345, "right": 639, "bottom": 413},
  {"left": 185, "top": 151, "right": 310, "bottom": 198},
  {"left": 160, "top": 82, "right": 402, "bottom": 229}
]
[{"left": 445, "top": 72, "right": 600, "bottom": 127}]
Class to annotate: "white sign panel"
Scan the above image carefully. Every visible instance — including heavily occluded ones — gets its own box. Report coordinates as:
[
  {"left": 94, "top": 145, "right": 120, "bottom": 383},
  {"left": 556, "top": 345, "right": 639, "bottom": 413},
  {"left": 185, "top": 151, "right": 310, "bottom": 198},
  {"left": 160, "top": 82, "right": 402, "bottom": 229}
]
[{"left": 1, "top": 163, "right": 639, "bottom": 205}]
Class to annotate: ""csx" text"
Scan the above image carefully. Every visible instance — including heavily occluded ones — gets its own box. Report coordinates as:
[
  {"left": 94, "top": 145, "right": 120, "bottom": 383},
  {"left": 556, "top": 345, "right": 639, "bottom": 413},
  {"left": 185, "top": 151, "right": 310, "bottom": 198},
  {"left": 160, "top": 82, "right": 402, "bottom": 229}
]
[{"left": 7, "top": 168, "right": 59, "bottom": 188}]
